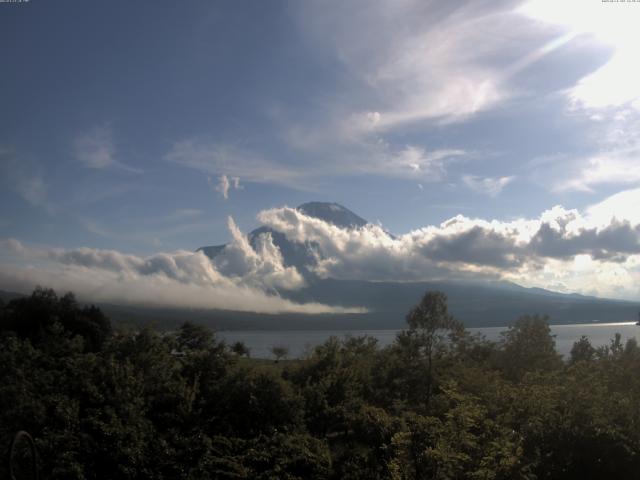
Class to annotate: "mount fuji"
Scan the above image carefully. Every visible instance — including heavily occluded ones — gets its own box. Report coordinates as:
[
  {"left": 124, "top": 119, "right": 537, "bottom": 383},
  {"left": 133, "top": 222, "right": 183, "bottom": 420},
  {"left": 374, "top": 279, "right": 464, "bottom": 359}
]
[{"left": 194, "top": 202, "right": 638, "bottom": 329}]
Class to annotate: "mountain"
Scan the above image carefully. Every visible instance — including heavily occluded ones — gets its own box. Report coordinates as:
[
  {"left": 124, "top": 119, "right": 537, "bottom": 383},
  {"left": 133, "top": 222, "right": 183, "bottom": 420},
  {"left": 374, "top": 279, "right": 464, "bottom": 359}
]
[
  {"left": 297, "top": 202, "right": 368, "bottom": 229},
  {"left": 198, "top": 202, "right": 368, "bottom": 276},
  {"left": 194, "top": 202, "right": 640, "bottom": 329},
  {"left": 0, "top": 289, "right": 25, "bottom": 303},
  {"left": 281, "top": 278, "right": 638, "bottom": 329},
  {"left": 95, "top": 279, "right": 638, "bottom": 331}
]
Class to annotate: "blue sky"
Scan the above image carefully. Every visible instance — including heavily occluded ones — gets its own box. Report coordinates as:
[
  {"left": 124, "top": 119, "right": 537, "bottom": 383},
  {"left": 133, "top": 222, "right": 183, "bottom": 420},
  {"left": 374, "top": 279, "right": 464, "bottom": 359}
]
[{"left": 1, "top": 0, "right": 640, "bottom": 309}]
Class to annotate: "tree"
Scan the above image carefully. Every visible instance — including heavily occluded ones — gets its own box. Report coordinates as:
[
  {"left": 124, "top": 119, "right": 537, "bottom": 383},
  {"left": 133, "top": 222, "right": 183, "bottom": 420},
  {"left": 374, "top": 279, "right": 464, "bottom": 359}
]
[
  {"left": 0, "top": 288, "right": 110, "bottom": 352},
  {"left": 1, "top": 287, "right": 59, "bottom": 343},
  {"left": 570, "top": 335, "right": 596, "bottom": 364},
  {"left": 404, "top": 291, "right": 463, "bottom": 406},
  {"left": 499, "top": 314, "right": 562, "bottom": 380},
  {"left": 271, "top": 345, "right": 289, "bottom": 362},
  {"left": 176, "top": 321, "right": 215, "bottom": 352},
  {"left": 231, "top": 340, "right": 250, "bottom": 357}
]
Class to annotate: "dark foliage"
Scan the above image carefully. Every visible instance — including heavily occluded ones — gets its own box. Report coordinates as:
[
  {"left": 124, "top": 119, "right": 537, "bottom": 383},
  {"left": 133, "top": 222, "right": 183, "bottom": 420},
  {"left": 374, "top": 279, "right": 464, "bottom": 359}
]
[{"left": 2, "top": 288, "right": 640, "bottom": 479}]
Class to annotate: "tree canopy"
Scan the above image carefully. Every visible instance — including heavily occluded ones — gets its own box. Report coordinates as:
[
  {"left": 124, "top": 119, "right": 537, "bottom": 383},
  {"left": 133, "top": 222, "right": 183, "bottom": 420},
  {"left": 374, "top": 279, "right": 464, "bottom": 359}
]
[{"left": 2, "top": 288, "right": 640, "bottom": 479}]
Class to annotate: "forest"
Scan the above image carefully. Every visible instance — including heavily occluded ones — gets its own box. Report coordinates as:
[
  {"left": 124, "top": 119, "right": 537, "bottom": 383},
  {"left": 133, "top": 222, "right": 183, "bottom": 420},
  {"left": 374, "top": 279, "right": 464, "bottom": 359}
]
[{"left": 2, "top": 287, "right": 640, "bottom": 479}]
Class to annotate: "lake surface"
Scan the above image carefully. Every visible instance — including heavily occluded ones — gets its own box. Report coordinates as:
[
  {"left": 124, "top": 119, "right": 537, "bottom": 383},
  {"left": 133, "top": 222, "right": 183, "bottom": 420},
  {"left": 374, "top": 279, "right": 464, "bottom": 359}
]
[{"left": 218, "top": 322, "right": 640, "bottom": 359}]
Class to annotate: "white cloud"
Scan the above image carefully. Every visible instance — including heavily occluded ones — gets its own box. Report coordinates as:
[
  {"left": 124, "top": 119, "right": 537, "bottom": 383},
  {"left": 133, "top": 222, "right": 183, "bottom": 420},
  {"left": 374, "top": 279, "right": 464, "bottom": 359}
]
[
  {"left": 208, "top": 174, "right": 242, "bottom": 200},
  {"left": 0, "top": 219, "right": 362, "bottom": 314},
  {"left": 4, "top": 189, "right": 640, "bottom": 305},
  {"left": 555, "top": 153, "right": 640, "bottom": 193},
  {"left": 0, "top": 262, "right": 352, "bottom": 315},
  {"left": 463, "top": 175, "right": 515, "bottom": 196},
  {"left": 256, "top": 189, "right": 640, "bottom": 299},
  {"left": 537, "top": 112, "right": 640, "bottom": 193},
  {"left": 295, "top": 0, "right": 546, "bottom": 132},
  {"left": 73, "top": 126, "right": 141, "bottom": 173},
  {"left": 169, "top": 137, "right": 467, "bottom": 190},
  {"left": 214, "top": 174, "right": 230, "bottom": 199},
  {"left": 212, "top": 217, "right": 306, "bottom": 291},
  {"left": 521, "top": 0, "right": 640, "bottom": 111},
  {"left": 167, "top": 140, "right": 305, "bottom": 189},
  {"left": 586, "top": 188, "right": 640, "bottom": 227},
  {"left": 570, "top": 52, "right": 640, "bottom": 111}
]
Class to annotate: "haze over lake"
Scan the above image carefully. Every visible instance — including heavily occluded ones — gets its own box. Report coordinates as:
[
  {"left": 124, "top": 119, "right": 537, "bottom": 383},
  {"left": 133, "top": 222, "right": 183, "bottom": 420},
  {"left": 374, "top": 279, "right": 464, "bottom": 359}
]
[{"left": 219, "top": 322, "right": 640, "bottom": 359}]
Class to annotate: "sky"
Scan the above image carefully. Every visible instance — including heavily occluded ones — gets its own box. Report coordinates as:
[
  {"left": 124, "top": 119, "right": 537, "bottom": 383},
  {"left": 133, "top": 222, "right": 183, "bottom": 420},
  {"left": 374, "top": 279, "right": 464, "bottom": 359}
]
[{"left": 1, "top": 0, "right": 640, "bottom": 310}]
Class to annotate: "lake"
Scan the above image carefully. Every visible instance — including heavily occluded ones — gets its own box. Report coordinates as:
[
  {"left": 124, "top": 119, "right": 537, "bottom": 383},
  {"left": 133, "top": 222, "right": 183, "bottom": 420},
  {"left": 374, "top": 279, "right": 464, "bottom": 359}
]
[{"left": 218, "top": 322, "right": 640, "bottom": 359}]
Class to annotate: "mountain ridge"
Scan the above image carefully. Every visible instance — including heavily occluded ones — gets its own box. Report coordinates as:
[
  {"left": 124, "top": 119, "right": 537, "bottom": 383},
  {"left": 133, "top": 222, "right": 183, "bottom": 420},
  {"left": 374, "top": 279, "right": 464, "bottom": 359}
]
[{"left": 191, "top": 202, "right": 639, "bottom": 328}]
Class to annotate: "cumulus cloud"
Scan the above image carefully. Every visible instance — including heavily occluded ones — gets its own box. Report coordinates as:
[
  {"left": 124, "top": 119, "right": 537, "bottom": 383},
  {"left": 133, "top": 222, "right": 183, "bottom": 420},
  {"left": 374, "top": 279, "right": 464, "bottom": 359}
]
[
  {"left": 212, "top": 217, "right": 306, "bottom": 291},
  {"left": 4, "top": 190, "right": 640, "bottom": 306},
  {"left": 209, "top": 174, "right": 242, "bottom": 200},
  {"left": 215, "top": 174, "right": 230, "bottom": 199},
  {"left": 257, "top": 189, "right": 640, "bottom": 299},
  {"left": 0, "top": 221, "right": 363, "bottom": 315}
]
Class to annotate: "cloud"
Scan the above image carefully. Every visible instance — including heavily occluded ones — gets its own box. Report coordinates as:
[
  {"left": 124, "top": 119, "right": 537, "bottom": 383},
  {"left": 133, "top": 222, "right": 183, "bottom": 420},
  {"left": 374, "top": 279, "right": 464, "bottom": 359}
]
[
  {"left": 0, "top": 146, "right": 54, "bottom": 213},
  {"left": 4, "top": 189, "right": 640, "bottom": 304},
  {"left": 256, "top": 189, "right": 640, "bottom": 299},
  {"left": 73, "top": 126, "right": 141, "bottom": 173},
  {"left": 169, "top": 137, "right": 466, "bottom": 190},
  {"left": 209, "top": 174, "right": 242, "bottom": 200},
  {"left": 521, "top": 0, "right": 640, "bottom": 111},
  {"left": 167, "top": 140, "right": 305, "bottom": 189},
  {"left": 214, "top": 174, "right": 230, "bottom": 199},
  {"left": 384, "top": 146, "right": 465, "bottom": 180},
  {"left": 166, "top": 208, "right": 204, "bottom": 221},
  {"left": 16, "top": 175, "right": 47, "bottom": 207},
  {"left": 534, "top": 112, "right": 640, "bottom": 193},
  {"left": 586, "top": 188, "right": 640, "bottom": 227},
  {"left": 463, "top": 175, "right": 515, "bottom": 196},
  {"left": 294, "top": 0, "right": 549, "bottom": 131},
  {"left": 211, "top": 217, "right": 306, "bottom": 291},
  {"left": 554, "top": 153, "right": 640, "bottom": 193},
  {"left": 0, "top": 220, "right": 362, "bottom": 314}
]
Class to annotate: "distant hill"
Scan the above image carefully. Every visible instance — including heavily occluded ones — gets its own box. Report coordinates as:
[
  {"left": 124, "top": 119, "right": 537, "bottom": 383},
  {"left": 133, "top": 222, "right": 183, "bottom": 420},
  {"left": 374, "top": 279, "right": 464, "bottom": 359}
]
[
  {"left": 281, "top": 278, "right": 639, "bottom": 329},
  {"left": 3, "top": 279, "right": 637, "bottom": 331},
  {"left": 0, "top": 289, "right": 25, "bottom": 303},
  {"left": 93, "top": 279, "right": 638, "bottom": 331},
  {"left": 194, "top": 202, "right": 640, "bottom": 329}
]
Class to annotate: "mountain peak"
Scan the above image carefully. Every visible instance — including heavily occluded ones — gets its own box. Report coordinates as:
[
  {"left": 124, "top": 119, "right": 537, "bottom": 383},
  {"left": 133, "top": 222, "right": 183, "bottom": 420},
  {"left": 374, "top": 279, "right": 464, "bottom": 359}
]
[{"left": 297, "top": 202, "right": 368, "bottom": 229}]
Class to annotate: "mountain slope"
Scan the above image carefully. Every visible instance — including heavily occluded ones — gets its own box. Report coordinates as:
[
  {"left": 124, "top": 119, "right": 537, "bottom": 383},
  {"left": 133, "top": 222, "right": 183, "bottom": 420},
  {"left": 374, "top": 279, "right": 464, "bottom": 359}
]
[
  {"left": 297, "top": 202, "right": 368, "bottom": 229},
  {"left": 197, "top": 202, "right": 367, "bottom": 275},
  {"left": 193, "top": 202, "right": 639, "bottom": 328}
]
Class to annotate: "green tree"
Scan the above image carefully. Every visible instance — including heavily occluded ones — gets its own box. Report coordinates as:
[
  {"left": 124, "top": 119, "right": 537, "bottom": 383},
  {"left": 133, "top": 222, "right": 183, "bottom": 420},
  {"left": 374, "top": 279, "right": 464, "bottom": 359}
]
[
  {"left": 272, "top": 345, "right": 289, "bottom": 362},
  {"left": 570, "top": 335, "right": 596, "bottom": 364},
  {"left": 231, "top": 340, "right": 250, "bottom": 357},
  {"left": 404, "top": 291, "right": 463, "bottom": 406},
  {"left": 176, "top": 321, "right": 215, "bottom": 352},
  {"left": 498, "top": 314, "right": 562, "bottom": 380}
]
